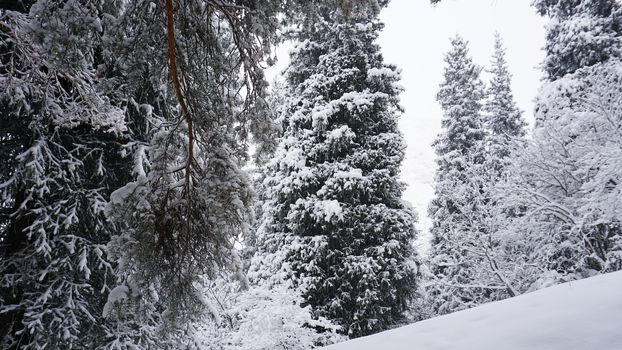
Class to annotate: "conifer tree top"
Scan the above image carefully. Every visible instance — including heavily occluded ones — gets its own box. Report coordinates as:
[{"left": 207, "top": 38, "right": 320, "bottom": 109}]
[
  {"left": 434, "top": 35, "right": 486, "bottom": 160},
  {"left": 486, "top": 33, "right": 527, "bottom": 139}
]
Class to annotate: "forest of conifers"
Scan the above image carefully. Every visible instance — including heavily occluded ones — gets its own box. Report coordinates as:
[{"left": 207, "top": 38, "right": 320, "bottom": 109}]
[{"left": 1, "top": 0, "right": 621, "bottom": 349}]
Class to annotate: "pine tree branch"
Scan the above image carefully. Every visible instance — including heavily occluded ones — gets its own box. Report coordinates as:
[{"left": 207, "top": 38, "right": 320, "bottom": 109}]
[{"left": 165, "top": 0, "right": 194, "bottom": 197}]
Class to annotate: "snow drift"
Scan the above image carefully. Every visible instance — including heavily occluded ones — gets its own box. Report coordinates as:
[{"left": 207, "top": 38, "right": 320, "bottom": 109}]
[{"left": 323, "top": 271, "right": 622, "bottom": 350}]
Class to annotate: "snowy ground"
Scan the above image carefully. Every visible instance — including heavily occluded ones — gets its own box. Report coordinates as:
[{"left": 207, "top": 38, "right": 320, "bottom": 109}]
[{"left": 322, "top": 271, "right": 622, "bottom": 350}]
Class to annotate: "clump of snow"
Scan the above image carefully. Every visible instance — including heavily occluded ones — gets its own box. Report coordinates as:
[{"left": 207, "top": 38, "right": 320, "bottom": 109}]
[
  {"left": 108, "top": 182, "right": 137, "bottom": 206},
  {"left": 314, "top": 200, "right": 343, "bottom": 222},
  {"left": 327, "top": 125, "right": 355, "bottom": 143},
  {"left": 322, "top": 271, "right": 622, "bottom": 350},
  {"left": 334, "top": 169, "right": 363, "bottom": 179},
  {"left": 102, "top": 285, "right": 129, "bottom": 317},
  {"left": 277, "top": 140, "right": 307, "bottom": 170},
  {"left": 367, "top": 67, "right": 400, "bottom": 80}
]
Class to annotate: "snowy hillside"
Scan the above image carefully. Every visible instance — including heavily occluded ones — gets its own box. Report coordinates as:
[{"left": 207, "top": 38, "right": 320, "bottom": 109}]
[{"left": 323, "top": 271, "right": 622, "bottom": 350}]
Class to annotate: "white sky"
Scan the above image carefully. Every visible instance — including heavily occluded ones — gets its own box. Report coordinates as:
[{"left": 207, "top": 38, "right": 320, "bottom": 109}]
[{"left": 267, "top": 0, "right": 546, "bottom": 254}]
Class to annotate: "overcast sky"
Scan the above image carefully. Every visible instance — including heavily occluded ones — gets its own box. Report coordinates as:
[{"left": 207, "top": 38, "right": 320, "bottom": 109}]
[
  {"left": 267, "top": 0, "right": 547, "bottom": 254},
  {"left": 377, "top": 0, "right": 546, "bottom": 253}
]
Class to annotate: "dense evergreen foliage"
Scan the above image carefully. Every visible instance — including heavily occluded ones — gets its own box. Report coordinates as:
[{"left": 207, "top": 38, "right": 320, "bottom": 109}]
[
  {"left": 0, "top": 2, "right": 131, "bottom": 347},
  {"left": 426, "top": 36, "right": 488, "bottom": 315},
  {"left": 533, "top": 0, "right": 622, "bottom": 80},
  {"left": 250, "top": 11, "right": 417, "bottom": 339}
]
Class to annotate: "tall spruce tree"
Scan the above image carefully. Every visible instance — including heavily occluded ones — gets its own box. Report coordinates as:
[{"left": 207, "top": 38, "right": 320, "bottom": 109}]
[
  {"left": 426, "top": 36, "right": 493, "bottom": 315},
  {"left": 465, "top": 33, "right": 530, "bottom": 300},
  {"left": 0, "top": 2, "right": 132, "bottom": 348},
  {"left": 250, "top": 7, "right": 417, "bottom": 338}
]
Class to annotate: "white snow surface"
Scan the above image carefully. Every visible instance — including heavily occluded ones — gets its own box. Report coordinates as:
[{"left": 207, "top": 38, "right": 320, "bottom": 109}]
[{"left": 322, "top": 271, "right": 622, "bottom": 350}]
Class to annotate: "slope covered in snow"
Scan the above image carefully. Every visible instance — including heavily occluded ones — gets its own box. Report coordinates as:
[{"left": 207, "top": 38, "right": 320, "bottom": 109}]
[{"left": 323, "top": 271, "right": 622, "bottom": 350}]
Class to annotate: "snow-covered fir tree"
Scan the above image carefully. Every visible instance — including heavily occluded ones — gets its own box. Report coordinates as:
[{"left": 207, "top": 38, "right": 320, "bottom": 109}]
[
  {"left": 533, "top": 0, "right": 622, "bottom": 80},
  {"left": 0, "top": 2, "right": 130, "bottom": 348},
  {"left": 449, "top": 33, "right": 531, "bottom": 301},
  {"left": 426, "top": 36, "right": 496, "bottom": 315},
  {"left": 250, "top": 6, "right": 418, "bottom": 339},
  {"left": 423, "top": 35, "right": 530, "bottom": 317},
  {"left": 485, "top": 33, "right": 527, "bottom": 170},
  {"left": 432, "top": 36, "right": 487, "bottom": 170}
]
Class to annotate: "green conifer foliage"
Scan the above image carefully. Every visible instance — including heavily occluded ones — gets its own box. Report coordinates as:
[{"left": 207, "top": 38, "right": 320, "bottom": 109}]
[
  {"left": 427, "top": 36, "right": 489, "bottom": 315},
  {"left": 251, "top": 16, "right": 417, "bottom": 338},
  {"left": 533, "top": 0, "right": 622, "bottom": 80}
]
